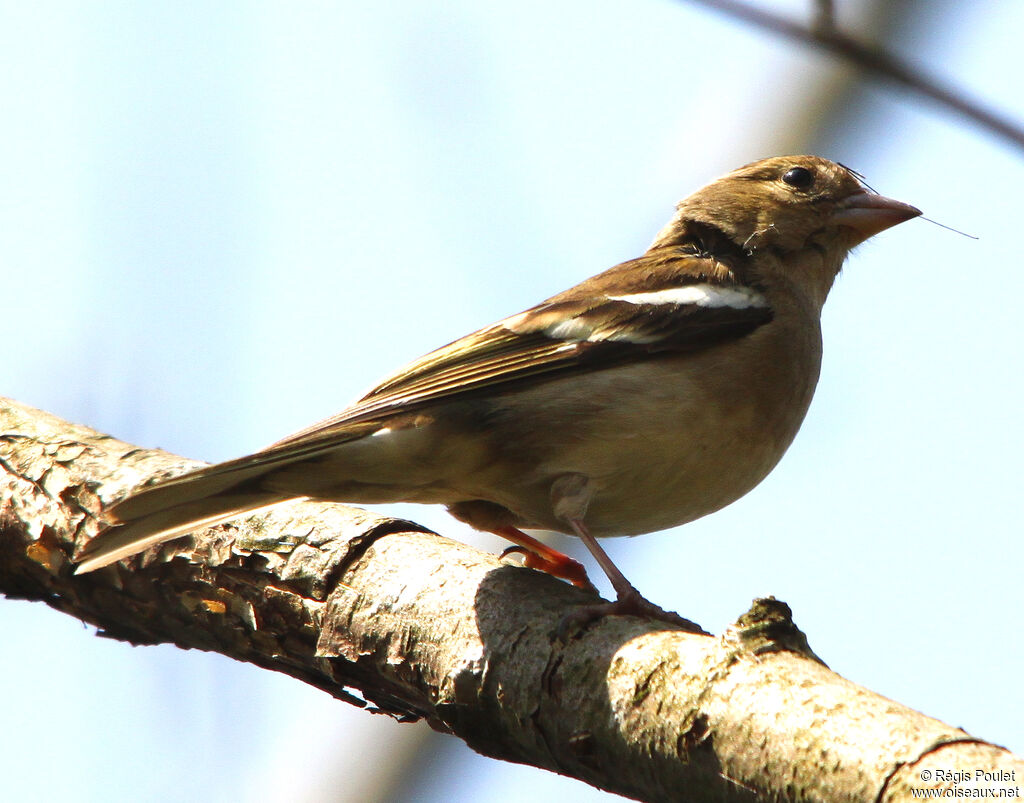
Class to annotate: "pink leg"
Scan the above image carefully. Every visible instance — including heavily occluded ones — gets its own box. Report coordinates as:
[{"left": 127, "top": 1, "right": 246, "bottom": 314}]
[
  {"left": 493, "top": 525, "right": 596, "bottom": 592},
  {"left": 567, "top": 516, "right": 708, "bottom": 635}
]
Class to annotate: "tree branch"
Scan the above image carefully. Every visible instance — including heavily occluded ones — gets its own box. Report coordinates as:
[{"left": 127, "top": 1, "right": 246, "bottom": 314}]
[
  {"left": 687, "top": 0, "right": 1024, "bottom": 153},
  {"left": 1, "top": 396, "right": 1020, "bottom": 802}
]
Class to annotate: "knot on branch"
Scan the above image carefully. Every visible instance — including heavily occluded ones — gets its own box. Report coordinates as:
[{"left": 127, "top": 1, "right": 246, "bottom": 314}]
[{"left": 725, "top": 596, "right": 826, "bottom": 666}]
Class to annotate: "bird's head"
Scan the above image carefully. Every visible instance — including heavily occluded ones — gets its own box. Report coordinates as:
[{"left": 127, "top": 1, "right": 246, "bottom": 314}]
[
  {"left": 655, "top": 155, "right": 921, "bottom": 256},
  {"left": 651, "top": 155, "right": 921, "bottom": 309}
]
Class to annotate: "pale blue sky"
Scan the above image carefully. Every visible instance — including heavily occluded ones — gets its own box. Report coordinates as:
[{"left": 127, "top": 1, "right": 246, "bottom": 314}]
[{"left": 4, "top": 2, "right": 1022, "bottom": 801}]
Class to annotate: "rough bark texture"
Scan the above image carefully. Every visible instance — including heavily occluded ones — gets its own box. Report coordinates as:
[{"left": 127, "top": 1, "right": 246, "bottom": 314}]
[{"left": 2, "top": 396, "right": 1020, "bottom": 802}]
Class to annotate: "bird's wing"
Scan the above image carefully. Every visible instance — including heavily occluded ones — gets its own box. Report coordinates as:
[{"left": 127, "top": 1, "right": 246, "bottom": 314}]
[{"left": 269, "top": 249, "right": 773, "bottom": 449}]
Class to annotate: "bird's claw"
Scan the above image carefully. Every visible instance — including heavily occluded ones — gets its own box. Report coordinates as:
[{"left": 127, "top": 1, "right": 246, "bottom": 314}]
[
  {"left": 499, "top": 545, "right": 597, "bottom": 592},
  {"left": 556, "top": 585, "right": 709, "bottom": 640}
]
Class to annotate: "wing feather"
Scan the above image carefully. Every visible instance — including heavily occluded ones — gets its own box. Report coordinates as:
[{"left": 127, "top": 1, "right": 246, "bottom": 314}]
[{"left": 269, "top": 250, "right": 772, "bottom": 449}]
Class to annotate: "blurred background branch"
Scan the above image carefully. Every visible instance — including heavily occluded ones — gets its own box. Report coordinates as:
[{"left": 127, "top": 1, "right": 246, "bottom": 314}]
[{"left": 691, "top": 0, "right": 1024, "bottom": 152}]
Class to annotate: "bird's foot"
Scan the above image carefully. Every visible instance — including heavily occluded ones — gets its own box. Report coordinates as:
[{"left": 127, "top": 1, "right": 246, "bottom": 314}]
[
  {"left": 558, "top": 583, "right": 709, "bottom": 640},
  {"left": 500, "top": 545, "right": 597, "bottom": 592}
]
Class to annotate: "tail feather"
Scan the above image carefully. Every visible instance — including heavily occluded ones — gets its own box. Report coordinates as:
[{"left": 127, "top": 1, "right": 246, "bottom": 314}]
[
  {"left": 109, "top": 450, "right": 310, "bottom": 522},
  {"left": 75, "top": 456, "right": 318, "bottom": 575},
  {"left": 75, "top": 428, "right": 371, "bottom": 574},
  {"left": 75, "top": 491, "right": 303, "bottom": 574}
]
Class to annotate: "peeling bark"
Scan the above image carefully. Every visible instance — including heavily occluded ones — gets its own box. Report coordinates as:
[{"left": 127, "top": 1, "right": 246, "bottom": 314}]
[{"left": 1, "top": 396, "right": 1020, "bottom": 802}]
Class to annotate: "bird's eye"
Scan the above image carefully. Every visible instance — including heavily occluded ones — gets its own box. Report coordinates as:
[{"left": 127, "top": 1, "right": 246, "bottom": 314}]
[{"left": 781, "top": 166, "right": 814, "bottom": 189}]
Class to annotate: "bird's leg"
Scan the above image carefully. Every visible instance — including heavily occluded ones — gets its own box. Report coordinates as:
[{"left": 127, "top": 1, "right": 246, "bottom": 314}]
[
  {"left": 567, "top": 518, "right": 707, "bottom": 634},
  {"left": 447, "top": 500, "right": 595, "bottom": 590},
  {"left": 551, "top": 474, "right": 709, "bottom": 635},
  {"left": 494, "top": 526, "right": 596, "bottom": 592}
]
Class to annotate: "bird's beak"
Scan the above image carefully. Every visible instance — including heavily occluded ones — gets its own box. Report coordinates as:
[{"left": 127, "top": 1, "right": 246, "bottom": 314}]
[{"left": 831, "top": 191, "right": 922, "bottom": 244}]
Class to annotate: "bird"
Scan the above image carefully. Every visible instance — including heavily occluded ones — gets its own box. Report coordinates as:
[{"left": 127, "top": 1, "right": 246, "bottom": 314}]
[{"left": 75, "top": 155, "right": 920, "bottom": 630}]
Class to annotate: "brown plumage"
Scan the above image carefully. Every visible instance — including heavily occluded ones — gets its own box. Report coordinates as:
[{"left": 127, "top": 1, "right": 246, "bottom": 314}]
[{"left": 76, "top": 156, "right": 920, "bottom": 628}]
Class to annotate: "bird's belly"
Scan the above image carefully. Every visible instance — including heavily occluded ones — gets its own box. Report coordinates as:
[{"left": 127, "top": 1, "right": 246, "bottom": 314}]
[
  {"left": 540, "top": 394, "right": 789, "bottom": 536},
  {"left": 475, "top": 340, "right": 818, "bottom": 536},
  {"left": 570, "top": 425, "right": 783, "bottom": 536}
]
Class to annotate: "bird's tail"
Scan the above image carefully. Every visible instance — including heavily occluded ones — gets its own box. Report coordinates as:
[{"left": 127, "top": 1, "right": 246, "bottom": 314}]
[{"left": 74, "top": 436, "right": 348, "bottom": 574}]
